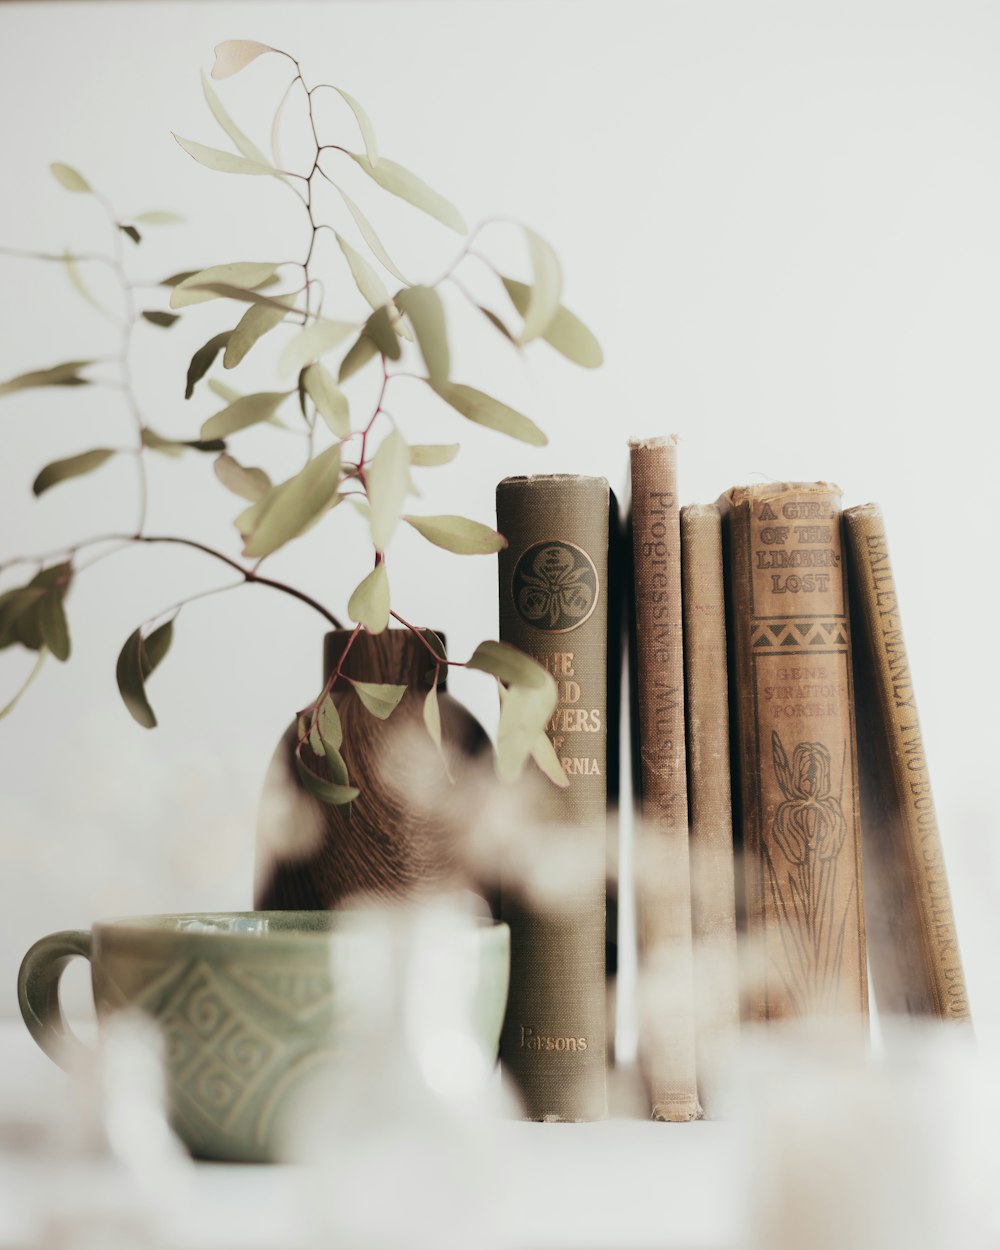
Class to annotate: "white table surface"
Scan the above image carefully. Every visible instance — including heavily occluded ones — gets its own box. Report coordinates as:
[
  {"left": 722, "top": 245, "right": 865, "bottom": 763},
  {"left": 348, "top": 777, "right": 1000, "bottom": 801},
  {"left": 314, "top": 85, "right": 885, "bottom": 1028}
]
[{"left": 0, "top": 1022, "right": 742, "bottom": 1250}]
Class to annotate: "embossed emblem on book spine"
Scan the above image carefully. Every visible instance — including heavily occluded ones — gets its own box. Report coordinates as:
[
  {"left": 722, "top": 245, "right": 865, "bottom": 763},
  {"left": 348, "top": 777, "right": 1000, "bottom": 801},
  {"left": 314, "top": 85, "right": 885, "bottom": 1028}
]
[{"left": 512, "top": 540, "right": 599, "bottom": 633}]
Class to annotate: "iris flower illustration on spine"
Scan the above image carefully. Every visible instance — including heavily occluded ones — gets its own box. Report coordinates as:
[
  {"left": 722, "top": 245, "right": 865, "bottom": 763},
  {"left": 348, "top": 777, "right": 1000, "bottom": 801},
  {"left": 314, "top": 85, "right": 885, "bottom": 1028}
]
[{"left": 765, "top": 730, "right": 854, "bottom": 1013}]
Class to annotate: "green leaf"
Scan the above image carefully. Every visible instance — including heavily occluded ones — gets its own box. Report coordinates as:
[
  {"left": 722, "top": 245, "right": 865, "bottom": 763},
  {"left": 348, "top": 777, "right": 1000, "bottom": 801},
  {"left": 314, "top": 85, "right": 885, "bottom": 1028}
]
[
  {"left": 213, "top": 452, "right": 271, "bottom": 502},
  {"left": 348, "top": 563, "right": 390, "bottom": 633},
  {"left": 279, "top": 319, "right": 356, "bottom": 377},
  {"left": 427, "top": 382, "right": 547, "bottom": 447},
  {"left": 119, "top": 224, "right": 142, "bottom": 245},
  {"left": 502, "top": 278, "right": 602, "bottom": 367},
  {"left": 308, "top": 723, "right": 325, "bottom": 757},
  {"left": 241, "top": 445, "right": 342, "bottom": 558},
  {"left": 38, "top": 589, "right": 70, "bottom": 662},
  {"left": 62, "top": 252, "right": 113, "bottom": 320},
  {"left": 363, "top": 304, "right": 401, "bottom": 361},
  {"left": 0, "top": 649, "right": 48, "bottom": 720},
  {"left": 409, "top": 443, "right": 459, "bottom": 467},
  {"left": 338, "top": 333, "right": 379, "bottom": 382},
  {"left": 350, "top": 154, "right": 466, "bottom": 233},
  {"left": 496, "top": 682, "right": 558, "bottom": 782},
  {"left": 208, "top": 379, "right": 242, "bottom": 404},
  {"left": 224, "top": 301, "right": 288, "bottom": 368},
  {"left": 403, "top": 513, "right": 506, "bottom": 555},
  {"left": 303, "top": 364, "right": 350, "bottom": 437},
  {"left": 201, "top": 70, "right": 273, "bottom": 168},
  {"left": 211, "top": 39, "right": 276, "bottom": 80},
  {"left": 201, "top": 390, "right": 287, "bottom": 440},
  {"left": 141, "top": 310, "right": 180, "bottom": 328},
  {"left": 530, "top": 728, "right": 569, "bottom": 788},
  {"left": 335, "top": 232, "right": 390, "bottom": 311},
  {"left": 518, "top": 227, "right": 563, "bottom": 344},
  {"left": 185, "top": 331, "right": 232, "bottom": 398},
  {"left": 318, "top": 695, "right": 343, "bottom": 751},
  {"left": 366, "top": 429, "right": 410, "bottom": 551},
  {"left": 423, "top": 679, "right": 442, "bottom": 751},
  {"left": 0, "top": 360, "right": 92, "bottom": 396},
  {"left": 0, "top": 588, "right": 46, "bottom": 650},
  {"left": 33, "top": 448, "right": 115, "bottom": 496},
  {"left": 333, "top": 184, "right": 410, "bottom": 285},
  {"left": 116, "top": 626, "right": 171, "bottom": 729},
  {"left": 134, "top": 210, "right": 184, "bottom": 226},
  {"left": 142, "top": 428, "right": 226, "bottom": 455},
  {"left": 334, "top": 88, "right": 378, "bottom": 165},
  {"left": 351, "top": 680, "right": 407, "bottom": 719},
  {"left": 395, "top": 286, "right": 448, "bottom": 384},
  {"left": 173, "top": 134, "right": 272, "bottom": 176},
  {"left": 467, "top": 639, "right": 551, "bottom": 689},
  {"left": 478, "top": 305, "right": 517, "bottom": 343},
  {"left": 170, "top": 262, "right": 279, "bottom": 309},
  {"left": 294, "top": 754, "right": 358, "bottom": 806},
  {"left": 50, "top": 163, "right": 91, "bottom": 193}
]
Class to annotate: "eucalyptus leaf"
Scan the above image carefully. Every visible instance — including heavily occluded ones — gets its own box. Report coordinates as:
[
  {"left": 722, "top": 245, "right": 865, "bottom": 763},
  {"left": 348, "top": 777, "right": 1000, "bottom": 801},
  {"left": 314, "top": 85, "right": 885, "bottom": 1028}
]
[
  {"left": 502, "top": 278, "right": 602, "bottom": 367},
  {"left": 294, "top": 754, "right": 359, "bottom": 806},
  {"left": 349, "top": 154, "right": 466, "bottom": 234},
  {"left": 467, "top": 639, "right": 551, "bottom": 689},
  {"left": 201, "top": 70, "right": 273, "bottom": 168},
  {"left": 142, "top": 428, "right": 226, "bottom": 455},
  {"left": 141, "top": 310, "right": 180, "bottom": 328},
  {"left": 427, "top": 382, "right": 546, "bottom": 447},
  {"left": 347, "top": 563, "right": 390, "bottom": 634},
  {"left": 366, "top": 429, "right": 410, "bottom": 551},
  {"left": 50, "top": 163, "right": 91, "bottom": 193},
  {"left": 170, "top": 262, "right": 279, "bottom": 309},
  {"left": 208, "top": 379, "right": 242, "bottom": 404},
  {"left": 211, "top": 39, "right": 276, "bottom": 80},
  {"left": 62, "top": 252, "right": 113, "bottom": 319},
  {"left": 134, "top": 211, "right": 185, "bottom": 226},
  {"left": 518, "top": 227, "right": 563, "bottom": 344},
  {"left": 338, "top": 333, "right": 379, "bottom": 382},
  {"left": 0, "top": 650, "right": 48, "bottom": 721},
  {"left": 33, "top": 448, "right": 115, "bottom": 496},
  {"left": 0, "top": 360, "right": 92, "bottom": 396},
  {"left": 496, "top": 682, "right": 558, "bottom": 782},
  {"left": 38, "top": 591, "right": 70, "bottom": 662},
  {"left": 323, "top": 744, "right": 352, "bottom": 788},
  {"left": 119, "top": 224, "right": 142, "bottom": 245},
  {"left": 351, "top": 680, "right": 407, "bottom": 719},
  {"left": 185, "top": 332, "right": 232, "bottom": 399},
  {"left": 363, "top": 304, "right": 400, "bottom": 361},
  {"left": 0, "top": 588, "right": 45, "bottom": 650},
  {"left": 403, "top": 514, "right": 506, "bottom": 555},
  {"left": 336, "top": 232, "right": 390, "bottom": 311},
  {"left": 279, "top": 319, "right": 356, "bottom": 377},
  {"left": 303, "top": 364, "right": 350, "bottom": 436},
  {"left": 173, "top": 134, "right": 272, "bottom": 177},
  {"left": 116, "top": 627, "right": 165, "bottom": 728},
  {"left": 395, "top": 286, "right": 448, "bottom": 384},
  {"left": 213, "top": 453, "right": 271, "bottom": 502},
  {"left": 241, "top": 444, "right": 341, "bottom": 558},
  {"left": 409, "top": 443, "right": 459, "bottom": 467},
  {"left": 423, "top": 680, "right": 442, "bottom": 752},
  {"left": 190, "top": 283, "right": 301, "bottom": 314},
  {"left": 308, "top": 724, "right": 325, "bottom": 757},
  {"left": 201, "top": 390, "right": 287, "bottom": 441},
  {"left": 224, "top": 301, "right": 287, "bottom": 368},
  {"left": 318, "top": 694, "right": 343, "bottom": 751},
  {"left": 333, "top": 185, "right": 410, "bottom": 285},
  {"left": 334, "top": 88, "right": 378, "bottom": 165},
  {"left": 477, "top": 305, "right": 517, "bottom": 343},
  {"left": 530, "top": 728, "right": 569, "bottom": 788}
]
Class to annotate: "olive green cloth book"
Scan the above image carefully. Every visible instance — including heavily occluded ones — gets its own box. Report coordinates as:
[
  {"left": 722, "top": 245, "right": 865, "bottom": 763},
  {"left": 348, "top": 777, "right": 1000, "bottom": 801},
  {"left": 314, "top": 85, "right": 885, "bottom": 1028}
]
[
  {"left": 843, "top": 503, "right": 970, "bottom": 1022},
  {"left": 719, "top": 482, "right": 868, "bottom": 1023},
  {"left": 496, "top": 474, "right": 609, "bottom": 1122}
]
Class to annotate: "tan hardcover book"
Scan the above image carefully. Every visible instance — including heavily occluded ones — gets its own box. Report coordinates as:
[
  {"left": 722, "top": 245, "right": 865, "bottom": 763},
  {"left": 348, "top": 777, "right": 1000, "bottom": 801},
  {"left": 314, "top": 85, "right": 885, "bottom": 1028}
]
[
  {"left": 681, "top": 504, "right": 740, "bottom": 1115},
  {"left": 719, "top": 482, "right": 868, "bottom": 1021},
  {"left": 629, "top": 438, "right": 700, "bottom": 1121},
  {"left": 843, "top": 504, "right": 970, "bottom": 1022},
  {"left": 496, "top": 474, "right": 609, "bottom": 1121}
]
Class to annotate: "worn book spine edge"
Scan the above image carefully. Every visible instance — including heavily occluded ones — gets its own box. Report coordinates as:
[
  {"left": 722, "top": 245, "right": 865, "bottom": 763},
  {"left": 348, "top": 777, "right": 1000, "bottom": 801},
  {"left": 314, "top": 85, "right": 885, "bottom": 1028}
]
[
  {"left": 681, "top": 504, "right": 740, "bottom": 1116},
  {"left": 843, "top": 504, "right": 970, "bottom": 1022},
  {"left": 629, "top": 438, "right": 700, "bottom": 1121},
  {"left": 496, "top": 474, "right": 609, "bottom": 1122},
  {"left": 719, "top": 482, "right": 868, "bottom": 1022}
]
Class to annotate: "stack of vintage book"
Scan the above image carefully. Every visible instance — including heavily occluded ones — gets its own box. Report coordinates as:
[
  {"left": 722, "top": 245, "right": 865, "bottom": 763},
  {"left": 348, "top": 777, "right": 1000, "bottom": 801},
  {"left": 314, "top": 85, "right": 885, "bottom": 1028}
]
[{"left": 495, "top": 441, "right": 969, "bottom": 1122}]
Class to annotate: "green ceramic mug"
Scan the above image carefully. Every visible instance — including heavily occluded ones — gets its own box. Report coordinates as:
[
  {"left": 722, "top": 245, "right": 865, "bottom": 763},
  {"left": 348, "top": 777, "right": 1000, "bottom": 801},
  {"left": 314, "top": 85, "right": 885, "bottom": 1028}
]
[{"left": 18, "top": 910, "right": 510, "bottom": 1162}]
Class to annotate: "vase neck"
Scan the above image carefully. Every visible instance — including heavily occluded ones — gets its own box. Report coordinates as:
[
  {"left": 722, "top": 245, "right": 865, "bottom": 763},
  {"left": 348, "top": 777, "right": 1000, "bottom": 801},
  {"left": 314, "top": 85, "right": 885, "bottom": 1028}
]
[{"left": 323, "top": 629, "right": 447, "bottom": 692}]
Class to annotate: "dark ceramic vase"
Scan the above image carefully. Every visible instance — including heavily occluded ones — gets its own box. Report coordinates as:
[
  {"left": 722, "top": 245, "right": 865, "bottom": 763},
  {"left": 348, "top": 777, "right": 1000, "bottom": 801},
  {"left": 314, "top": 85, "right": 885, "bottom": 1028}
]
[{"left": 254, "top": 629, "right": 490, "bottom": 910}]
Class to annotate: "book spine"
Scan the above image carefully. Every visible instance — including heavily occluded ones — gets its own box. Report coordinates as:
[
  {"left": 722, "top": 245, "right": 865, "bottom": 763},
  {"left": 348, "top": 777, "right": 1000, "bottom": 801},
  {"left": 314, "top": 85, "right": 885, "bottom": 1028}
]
[
  {"left": 629, "top": 438, "right": 700, "bottom": 1122},
  {"left": 496, "top": 474, "right": 609, "bottom": 1121},
  {"left": 842, "top": 504, "right": 970, "bottom": 1022},
  {"left": 680, "top": 504, "right": 740, "bottom": 1116},
  {"left": 720, "top": 482, "right": 867, "bottom": 1021}
]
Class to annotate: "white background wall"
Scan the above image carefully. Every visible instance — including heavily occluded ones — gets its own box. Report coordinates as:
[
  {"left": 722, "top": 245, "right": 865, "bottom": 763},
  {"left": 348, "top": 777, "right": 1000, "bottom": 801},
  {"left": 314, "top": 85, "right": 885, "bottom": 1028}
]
[{"left": 0, "top": 1, "right": 997, "bottom": 1030}]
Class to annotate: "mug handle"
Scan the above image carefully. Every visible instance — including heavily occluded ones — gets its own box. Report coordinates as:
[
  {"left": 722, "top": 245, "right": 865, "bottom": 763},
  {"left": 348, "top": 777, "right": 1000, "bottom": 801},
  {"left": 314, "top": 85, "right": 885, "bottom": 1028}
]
[{"left": 17, "top": 930, "right": 94, "bottom": 1071}]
